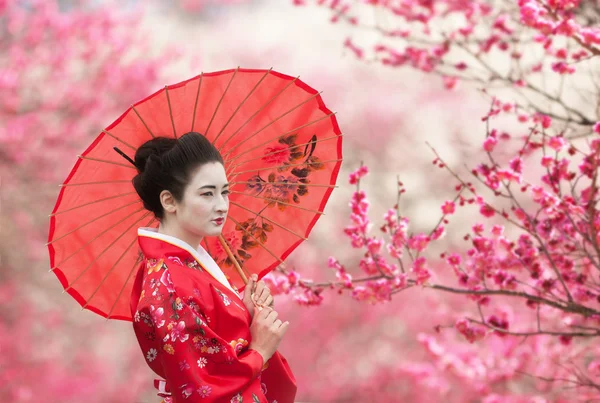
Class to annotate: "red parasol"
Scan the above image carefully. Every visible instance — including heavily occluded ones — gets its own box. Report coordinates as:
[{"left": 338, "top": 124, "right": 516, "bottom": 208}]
[{"left": 47, "top": 68, "right": 343, "bottom": 321}]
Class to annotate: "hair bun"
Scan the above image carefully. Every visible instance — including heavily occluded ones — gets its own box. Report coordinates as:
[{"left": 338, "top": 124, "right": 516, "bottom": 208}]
[{"left": 133, "top": 137, "right": 177, "bottom": 174}]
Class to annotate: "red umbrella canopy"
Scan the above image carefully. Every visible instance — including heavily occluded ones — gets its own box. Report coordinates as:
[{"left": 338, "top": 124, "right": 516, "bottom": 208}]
[{"left": 48, "top": 68, "right": 343, "bottom": 321}]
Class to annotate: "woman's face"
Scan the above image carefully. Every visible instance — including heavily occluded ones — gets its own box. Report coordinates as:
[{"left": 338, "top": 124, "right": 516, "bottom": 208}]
[{"left": 174, "top": 161, "right": 230, "bottom": 239}]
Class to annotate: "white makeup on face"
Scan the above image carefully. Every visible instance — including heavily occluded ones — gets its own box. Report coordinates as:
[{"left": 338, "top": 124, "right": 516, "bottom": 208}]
[{"left": 176, "top": 162, "right": 230, "bottom": 240}]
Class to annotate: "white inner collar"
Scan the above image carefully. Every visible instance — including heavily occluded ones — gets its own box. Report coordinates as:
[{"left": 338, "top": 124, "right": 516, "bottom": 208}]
[{"left": 138, "top": 227, "right": 236, "bottom": 294}]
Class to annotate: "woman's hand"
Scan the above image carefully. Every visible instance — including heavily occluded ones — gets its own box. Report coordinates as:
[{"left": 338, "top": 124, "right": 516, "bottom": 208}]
[
  {"left": 248, "top": 306, "right": 289, "bottom": 363},
  {"left": 242, "top": 274, "right": 274, "bottom": 320}
]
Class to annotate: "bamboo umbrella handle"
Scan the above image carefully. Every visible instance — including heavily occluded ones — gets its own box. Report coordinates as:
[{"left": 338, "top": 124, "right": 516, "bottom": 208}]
[{"left": 218, "top": 234, "right": 248, "bottom": 285}]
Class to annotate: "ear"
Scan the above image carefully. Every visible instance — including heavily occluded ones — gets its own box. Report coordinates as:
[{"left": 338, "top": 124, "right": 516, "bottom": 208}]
[{"left": 159, "top": 190, "right": 177, "bottom": 214}]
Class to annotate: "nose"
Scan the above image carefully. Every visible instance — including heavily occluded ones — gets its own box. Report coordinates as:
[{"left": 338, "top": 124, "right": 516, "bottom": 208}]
[{"left": 215, "top": 194, "right": 228, "bottom": 214}]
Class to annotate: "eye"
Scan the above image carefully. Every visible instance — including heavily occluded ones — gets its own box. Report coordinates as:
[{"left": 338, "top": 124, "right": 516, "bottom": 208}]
[
  {"left": 201, "top": 192, "right": 213, "bottom": 197},
  {"left": 222, "top": 190, "right": 230, "bottom": 196}
]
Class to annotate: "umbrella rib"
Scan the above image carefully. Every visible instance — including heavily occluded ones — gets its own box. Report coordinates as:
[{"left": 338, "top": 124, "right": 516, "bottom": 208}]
[
  {"left": 207, "top": 67, "right": 239, "bottom": 137},
  {"left": 229, "top": 191, "right": 325, "bottom": 215},
  {"left": 191, "top": 73, "right": 203, "bottom": 132},
  {"left": 212, "top": 68, "right": 272, "bottom": 146},
  {"left": 106, "top": 216, "right": 157, "bottom": 319},
  {"left": 224, "top": 113, "right": 336, "bottom": 165},
  {"left": 60, "top": 180, "right": 131, "bottom": 187},
  {"left": 227, "top": 215, "right": 285, "bottom": 264},
  {"left": 48, "top": 200, "right": 142, "bottom": 245},
  {"left": 82, "top": 229, "right": 140, "bottom": 309},
  {"left": 132, "top": 105, "right": 155, "bottom": 138},
  {"left": 230, "top": 181, "right": 337, "bottom": 189},
  {"left": 228, "top": 134, "right": 342, "bottom": 168},
  {"left": 64, "top": 211, "right": 152, "bottom": 293},
  {"left": 50, "top": 191, "right": 138, "bottom": 216},
  {"left": 107, "top": 257, "right": 143, "bottom": 320},
  {"left": 228, "top": 158, "right": 342, "bottom": 177},
  {"left": 222, "top": 106, "right": 330, "bottom": 160},
  {"left": 225, "top": 126, "right": 339, "bottom": 176},
  {"left": 165, "top": 86, "right": 178, "bottom": 138},
  {"left": 218, "top": 76, "right": 300, "bottom": 153},
  {"left": 49, "top": 206, "right": 146, "bottom": 270},
  {"left": 229, "top": 200, "right": 307, "bottom": 240},
  {"left": 77, "top": 155, "right": 137, "bottom": 169},
  {"left": 102, "top": 130, "right": 136, "bottom": 150}
]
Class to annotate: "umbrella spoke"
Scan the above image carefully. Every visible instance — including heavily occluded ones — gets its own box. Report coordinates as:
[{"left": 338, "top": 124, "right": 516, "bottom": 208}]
[
  {"left": 77, "top": 155, "right": 137, "bottom": 169},
  {"left": 65, "top": 211, "right": 152, "bottom": 293},
  {"left": 222, "top": 91, "right": 323, "bottom": 158},
  {"left": 229, "top": 201, "right": 307, "bottom": 240},
  {"left": 227, "top": 215, "right": 284, "bottom": 265},
  {"left": 48, "top": 200, "right": 142, "bottom": 245},
  {"left": 228, "top": 134, "right": 341, "bottom": 167},
  {"left": 83, "top": 221, "right": 148, "bottom": 309},
  {"left": 229, "top": 191, "right": 325, "bottom": 215},
  {"left": 165, "top": 86, "right": 178, "bottom": 138},
  {"left": 228, "top": 158, "right": 342, "bottom": 178},
  {"left": 212, "top": 69, "right": 272, "bottom": 146},
  {"left": 230, "top": 181, "right": 337, "bottom": 189},
  {"left": 131, "top": 104, "right": 156, "bottom": 138},
  {"left": 218, "top": 76, "right": 299, "bottom": 152},
  {"left": 191, "top": 73, "right": 204, "bottom": 132},
  {"left": 59, "top": 180, "right": 131, "bottom": 187},
  {"left": 50, "top": 206, "right": 146, "bottom": 270},
  {"left": 102, "top": 130, "right": 136, "bottom": 150},
  {"left": 206, "top": 67, "right": 239, "bottom": 137},
  {"left": 106, "top": 216, "right": 156, "bottom": 319},
  {"left": 50, "top": 191, "right": 138, "bottom": 216}
]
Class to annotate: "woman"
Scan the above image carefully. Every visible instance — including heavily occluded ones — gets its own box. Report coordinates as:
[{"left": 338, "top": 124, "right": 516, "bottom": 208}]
[{"left": 129, "top": 132, "right": 297, "bottom": 403}]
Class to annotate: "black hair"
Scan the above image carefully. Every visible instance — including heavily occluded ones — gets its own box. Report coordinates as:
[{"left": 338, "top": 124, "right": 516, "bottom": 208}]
[{"left": 132, "top": 132, "right": 224, "bottom": 219}]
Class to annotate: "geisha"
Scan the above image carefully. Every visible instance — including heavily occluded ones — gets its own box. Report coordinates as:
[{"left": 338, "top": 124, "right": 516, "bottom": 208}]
[{"left": 129, "top": 132, "right": 297, "bottom": 403}]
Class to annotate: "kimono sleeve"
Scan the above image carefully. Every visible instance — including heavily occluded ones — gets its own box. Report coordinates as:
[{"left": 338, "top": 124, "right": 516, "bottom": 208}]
[{"left": 140, "top": 261, "right": 265, "bottom": 402}]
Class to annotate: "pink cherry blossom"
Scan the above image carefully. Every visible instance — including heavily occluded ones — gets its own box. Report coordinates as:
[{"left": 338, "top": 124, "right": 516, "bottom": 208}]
[
  {"left": 441, "top": 201, "right": 456, "bottom": 215},
  {"left": 483, "top": 136, "right": 498, "bottom": 152}
]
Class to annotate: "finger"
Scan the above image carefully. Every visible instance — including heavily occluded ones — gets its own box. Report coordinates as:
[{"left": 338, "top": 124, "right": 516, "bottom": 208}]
[
  {"left": 256, "top": 288, "right": 270, "bottom": 305},
  {"left": 257, "top": 305, "right": 273, "bottom": 320},
  {"left": 265, "top": 309, "right": 278, "bottom": 322},
  {"left": 273, "top": 319, "right": 282, "bottom": 328},
  {"left": 253, "top": 280, "right": 265, "bottom": 302},
  {"left": 262, "top": 295, "right": 274, "bottom": 308},
  {"left": 243, "top": 277, "right": 254, "bottom": 301},
  {"left": 278, "top": 321, "right": 290, "bottom": 335}
]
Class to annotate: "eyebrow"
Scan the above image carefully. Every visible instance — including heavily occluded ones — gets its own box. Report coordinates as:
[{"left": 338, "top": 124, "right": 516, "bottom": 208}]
[{"left": 198, "top": 183, "right": 229, "bottom": 190}]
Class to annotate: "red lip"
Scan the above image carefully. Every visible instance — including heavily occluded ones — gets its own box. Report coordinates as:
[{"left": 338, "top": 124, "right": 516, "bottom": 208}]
[{"left": 212, "top": 218, "right": 224, "bottom": 224}]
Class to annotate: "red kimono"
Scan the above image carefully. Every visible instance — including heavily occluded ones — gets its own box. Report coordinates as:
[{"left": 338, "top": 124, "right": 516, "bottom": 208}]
[{"left": 131, "top": 228, "right": 297, "bottom": 403}]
